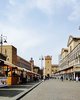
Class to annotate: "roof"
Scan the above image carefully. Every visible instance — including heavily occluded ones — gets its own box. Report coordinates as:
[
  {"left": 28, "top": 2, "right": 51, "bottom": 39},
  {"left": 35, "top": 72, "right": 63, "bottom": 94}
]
[
  {"left": 61, "top": 48, "right": 68, "bottom": 54},
  {"left": 17, "top": 56, "right": 31, "bottom": 65},
  {"left": 45, "top": 55, "right": 52, "bottom": 60},
  {"left": 1, "top": 45, "right": 17, "bottom": 49},
  {"left": 0, "top": 59, "right": 17, "bottom": 68},
  {"left": 67, "top": 35, "right": 80, "bottom": 46},
  {"left": 0, "top": 59, "right": 39, "bottom": 75}
]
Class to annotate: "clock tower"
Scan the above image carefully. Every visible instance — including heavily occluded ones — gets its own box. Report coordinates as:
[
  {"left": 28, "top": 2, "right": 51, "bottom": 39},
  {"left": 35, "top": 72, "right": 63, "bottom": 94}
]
[{"left": 44, "top": 55, "right": 52, "bottom": 78}]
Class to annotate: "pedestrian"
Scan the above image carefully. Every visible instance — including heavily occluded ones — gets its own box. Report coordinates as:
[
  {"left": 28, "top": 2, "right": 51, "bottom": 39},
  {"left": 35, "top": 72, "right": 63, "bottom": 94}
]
[
  {"left": 20, "top": 71, "right": 23, "bottom": 83},
  {"left": 61, "top": 76, "right": 63, "bottom": 81},
  {"left": 76, "top": 76, "right": 78, "bottom": 82}
]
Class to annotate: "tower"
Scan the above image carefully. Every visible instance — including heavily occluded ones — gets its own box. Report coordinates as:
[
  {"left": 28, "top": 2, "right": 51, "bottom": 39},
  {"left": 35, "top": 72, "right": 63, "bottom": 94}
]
[
  {"left": 45, "top": 55, "right": 52, "bottom": 78},
  {"left": 30, "top": 57, "right": 34, "bottom": 72}
]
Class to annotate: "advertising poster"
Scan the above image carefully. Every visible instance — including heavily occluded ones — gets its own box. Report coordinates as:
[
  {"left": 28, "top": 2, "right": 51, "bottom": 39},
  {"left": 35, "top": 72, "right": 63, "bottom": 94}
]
[{"left": 0, "top": 77, "right": 7, "bottom": 87}]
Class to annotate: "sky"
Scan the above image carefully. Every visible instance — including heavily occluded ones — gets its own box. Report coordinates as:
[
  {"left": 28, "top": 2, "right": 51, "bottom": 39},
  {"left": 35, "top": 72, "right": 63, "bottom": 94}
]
[{"left": 0, "top": 0, "right": 80, "bottom": 68}]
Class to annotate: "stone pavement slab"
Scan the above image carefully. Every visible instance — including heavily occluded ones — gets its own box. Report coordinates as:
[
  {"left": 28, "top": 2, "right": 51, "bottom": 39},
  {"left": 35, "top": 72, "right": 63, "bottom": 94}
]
[
  {"left": 21, "top": 79, "right": 80, "bottom": 100},
  {"left": 0, "top": 81, "right": 42, "bottom": 100}
]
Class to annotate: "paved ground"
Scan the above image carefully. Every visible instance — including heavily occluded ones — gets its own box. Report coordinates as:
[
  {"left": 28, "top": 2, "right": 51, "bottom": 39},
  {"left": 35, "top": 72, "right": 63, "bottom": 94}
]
[
  {"left": 0, "top": 81, "right": 40, "bottom": 100},
  {"left": 21, "top": 79, "right": 80, "bottom": 100}
]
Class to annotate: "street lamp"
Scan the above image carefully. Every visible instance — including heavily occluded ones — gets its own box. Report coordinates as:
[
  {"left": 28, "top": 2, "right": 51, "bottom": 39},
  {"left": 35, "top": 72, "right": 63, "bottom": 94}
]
[
  {"left": 39, "top": 56, "right": 45, "bottom": 80},
  {"left": 0, "top": 34, "right": 7, "bottom": 54},
  {"left": 39, "top": 56, "right": 44, "bottom": 69}
]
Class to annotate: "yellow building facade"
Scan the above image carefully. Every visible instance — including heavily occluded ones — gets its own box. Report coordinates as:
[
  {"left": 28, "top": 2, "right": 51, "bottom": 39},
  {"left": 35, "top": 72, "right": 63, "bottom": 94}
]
[
  {"left": 44, "top": 56, "right": 52, "bottom": 77},
  {"left": 0, "top": 45, "right": 17, "bottom": 65},
  {"left": 57, "top": 35, "right": 80, "bottom": 80},
  {"left": 52, "top": 64, "right": 59, "bottom": 75},
  {"left": 0, "top": 45, "right": 31, "bottom": 71},
  {"left": 30, "top": 58, "right": 34, "bottom": 72},
  {"left": 44, "top": 55, "right": 59, "bottom": 78}
]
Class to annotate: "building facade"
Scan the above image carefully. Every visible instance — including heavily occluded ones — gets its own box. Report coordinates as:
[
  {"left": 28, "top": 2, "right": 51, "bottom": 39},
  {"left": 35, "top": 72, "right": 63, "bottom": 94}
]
[
  {"left": 33, "top": 66, "right": 40, "bottom": 74},
  {"left": 58, "top": 35, "right": 80, "bottom": 80},
  {"left": 0, "top": 45, "right": 31, "bottom": 71},
  {"left": 0, "top": 45, "right": 17, "bottom": 65},
  {"left": 44, "top": 55, "right": 59, "bottom": 78},
  {"left": 30, "top": 57, "right": 34, "bottom": 72},
  {"left": 44, "top": 55, "right": 52, "bottom": 77},
  {"left": 52, "top": 64, "right": 59, "bottom": 75},
  {"left": 17, "top": 56, "right": 31, "bottom": 71}
]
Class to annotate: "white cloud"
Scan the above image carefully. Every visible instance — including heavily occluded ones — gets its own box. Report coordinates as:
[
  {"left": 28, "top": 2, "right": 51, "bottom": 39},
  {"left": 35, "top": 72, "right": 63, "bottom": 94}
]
[
  {"left": 6, "top": 2, "right": 27, "bottom": 23},
  {"left": 0, "top": 0, "right": 48, "bottom": 52},
  {"left": 34, "top": 0, "right": 74, "bottom": 15},
  {"left": 6, "top": 0, "right": 35, "bottom": 23},
  {"left": 0, "top": 0, "right": 80, "bottom": 46},
  {"left": 35, "top": 0, "right": 53, "bottom": 15},
  {"left": 4, "top": 0, "right": 80, "bottom": 23},
  {"left": 68, "top": 1, "right": 80, "bottom": 21},
  {"left": 8, "top": 0, "right": 16, "bottom": 6},
  {"left": 0, "top": 0, "right": 80, "bottom": 66},
  {"left": 0, "top": 22, "right": 44, "bottom": 49},
  {"left": 35, "top": 0, "right": 80, "bottom": 20}
]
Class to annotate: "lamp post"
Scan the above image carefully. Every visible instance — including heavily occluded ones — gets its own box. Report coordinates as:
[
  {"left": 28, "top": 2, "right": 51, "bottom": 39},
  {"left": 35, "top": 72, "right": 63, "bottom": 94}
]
[
  {"left": 39, "top": 56, "right": 45, "bottom": 80},
  {"left": 39, "top": 56, "right": 44, "bottom": 69},
  {"left": 0, "top": 34, "right": 7, "bottom": 54}
]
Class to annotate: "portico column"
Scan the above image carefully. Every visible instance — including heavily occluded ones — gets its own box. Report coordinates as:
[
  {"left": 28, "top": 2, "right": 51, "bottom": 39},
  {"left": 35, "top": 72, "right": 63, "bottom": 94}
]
[{"left": 74, "top": 72, "right": 75, "bottom": 80}]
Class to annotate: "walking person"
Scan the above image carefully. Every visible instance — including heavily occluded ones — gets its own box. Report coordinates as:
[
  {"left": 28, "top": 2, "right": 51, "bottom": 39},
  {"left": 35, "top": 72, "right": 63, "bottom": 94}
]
[
  {"left": 20, "top": 71, "right": 23, "bottom": 84},
  {"left": 61, "top": 76, "right": 63, "bottom": 81},
  {"left": 76, "top": 76, "right": 78, "bottom": 82}
]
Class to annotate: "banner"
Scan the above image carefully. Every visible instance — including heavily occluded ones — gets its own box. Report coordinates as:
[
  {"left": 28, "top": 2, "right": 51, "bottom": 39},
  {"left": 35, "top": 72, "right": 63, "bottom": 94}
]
[{"left": 0, "top": 77, "right": 7, "bottom": 87}]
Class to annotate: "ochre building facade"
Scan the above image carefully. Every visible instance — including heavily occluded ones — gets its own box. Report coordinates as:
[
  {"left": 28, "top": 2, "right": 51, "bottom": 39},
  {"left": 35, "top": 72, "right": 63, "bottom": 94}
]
[
  {"left": 44, "top": 55, "right": 59, "bottom": 78},
  {"left": 0, "top": 45, "right": 32, "bottom": 71},
  {"left": 56, "top": 35, "right": 80, "bottom": 80}
]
